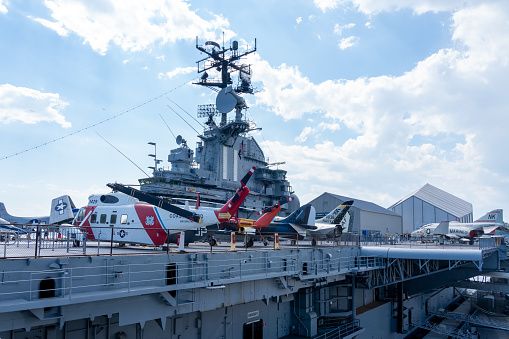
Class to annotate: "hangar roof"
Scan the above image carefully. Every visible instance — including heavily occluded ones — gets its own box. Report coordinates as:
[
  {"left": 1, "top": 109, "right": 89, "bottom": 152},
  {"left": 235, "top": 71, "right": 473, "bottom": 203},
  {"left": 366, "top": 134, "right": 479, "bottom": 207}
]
[
  {"left": 388, "top": 183, "right": 472, "bottom": 218},
  {"left": 320, "top": 192, "right": 400, "bottom": 217}
]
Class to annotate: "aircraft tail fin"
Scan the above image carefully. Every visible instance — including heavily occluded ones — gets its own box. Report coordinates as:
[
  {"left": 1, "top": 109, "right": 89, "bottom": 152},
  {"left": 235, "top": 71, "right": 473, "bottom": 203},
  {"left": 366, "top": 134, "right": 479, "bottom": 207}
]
[
  {"left": 432, "top": 221, "right": 449, "bottom": 235},
  {"left": 49, "top": 195, "right": 76, "bottom": 224},
  {"left": 278, "top": 204, "right": 316, "bottom": 227},
  {"left": 331, "top": 200, "right": 354, "bottom": 224},
  {"left": 475, "top": 209, "right": 503, "bottom": 224},
  {"left": 317, "top": 200, "right": 354, "bottom": 225},
  {"left": 0, "top": 202, "right": 11, "bottom": 219}
]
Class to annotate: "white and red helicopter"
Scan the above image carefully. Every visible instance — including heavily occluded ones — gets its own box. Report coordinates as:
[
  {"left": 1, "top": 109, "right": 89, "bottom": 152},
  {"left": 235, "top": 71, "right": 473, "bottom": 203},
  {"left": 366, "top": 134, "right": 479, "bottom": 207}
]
[{"left": 74, "top": 167, "right": 256, "bottom": 246}]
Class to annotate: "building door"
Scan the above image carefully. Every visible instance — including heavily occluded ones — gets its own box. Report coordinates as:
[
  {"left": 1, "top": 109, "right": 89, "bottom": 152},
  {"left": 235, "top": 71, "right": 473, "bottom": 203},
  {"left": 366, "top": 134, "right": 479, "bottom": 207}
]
[{"left": 243, "top": 319, "right": 263, "bottom": 339}]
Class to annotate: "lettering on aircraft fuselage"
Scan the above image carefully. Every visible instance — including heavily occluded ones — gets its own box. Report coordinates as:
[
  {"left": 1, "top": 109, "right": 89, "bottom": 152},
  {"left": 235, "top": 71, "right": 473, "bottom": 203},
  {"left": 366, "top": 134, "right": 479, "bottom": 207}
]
[
  {"left": 450, "top": 228, "right": 468, "bottom": 234},
  {"left": 89, "top": 199, "right": 98, "bottom": 205}
]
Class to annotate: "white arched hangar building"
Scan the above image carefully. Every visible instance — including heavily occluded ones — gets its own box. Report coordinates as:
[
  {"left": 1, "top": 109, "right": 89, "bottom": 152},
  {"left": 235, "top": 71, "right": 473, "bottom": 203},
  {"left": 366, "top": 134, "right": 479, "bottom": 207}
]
[{"left": 388, "top": 183, "right": 473, "bottom": 234}]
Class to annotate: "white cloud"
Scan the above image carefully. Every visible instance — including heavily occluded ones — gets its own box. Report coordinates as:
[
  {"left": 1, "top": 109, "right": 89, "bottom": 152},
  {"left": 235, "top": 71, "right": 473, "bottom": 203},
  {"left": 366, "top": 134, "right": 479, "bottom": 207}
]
[
  {"left": 318, "top": 122, "right": 341, "bottom": 131},
  {"left": 295, "top": 127, "right": 314, "bottom": 142},
  {"left": 334, "top": 23, "right": 356, "bottom": 36},
  {"left": 296, "top": 17, "right": 302, "bottom": 24},
  {"left": 315, "top": 0, "right": 467, "bottom": 15},
  {"left": 0, "top": 84, "right": 70, "bottom": 128},
  {"left": 294, "top": 122, "right": 341, "bottom": 143},
  {"left": 33, "top": 0, "right": 233, "bottom": 55},
  {"left": 160, "top": 66, "right": 195, "bottom": 80},
  {"left": 0, "top": 0, "right": 8, "bottom": 14},
  {"left": 255, "top": 2, "right": 509, "bottom": 212},
  {"left": 30, "top": 16, "right": 69, "bottom": 36},
  {"left": 338, "top": 36, "right": 359, "bottom": 49},
  {"left": 314, "top": 0, "right": 341, "bottom": 12}
]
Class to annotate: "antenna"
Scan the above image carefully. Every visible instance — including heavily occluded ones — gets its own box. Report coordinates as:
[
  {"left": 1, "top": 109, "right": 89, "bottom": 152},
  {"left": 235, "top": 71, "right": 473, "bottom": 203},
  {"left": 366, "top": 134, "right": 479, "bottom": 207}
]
[
  {"left": 216, "top": 87, "right": 237, "bottom": 113},
  {"left": 176, "top": 135, "right": 182, "bottom": 145}
]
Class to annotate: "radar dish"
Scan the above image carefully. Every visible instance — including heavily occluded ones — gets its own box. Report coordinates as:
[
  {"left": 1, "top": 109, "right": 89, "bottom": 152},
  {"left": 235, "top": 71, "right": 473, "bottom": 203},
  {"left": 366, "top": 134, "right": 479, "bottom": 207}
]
[
  {"left": 216, "top": 88, "right": 237, "bottom": 113},
  {"left": 176, "top": 135, "right": 182, "bottom": 145}
]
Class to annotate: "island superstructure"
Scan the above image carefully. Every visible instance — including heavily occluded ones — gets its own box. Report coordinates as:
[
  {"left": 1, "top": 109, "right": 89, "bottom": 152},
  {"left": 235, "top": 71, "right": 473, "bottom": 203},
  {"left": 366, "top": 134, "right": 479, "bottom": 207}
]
[{"left": 138, "top": 37, "right": 298, "bottom": 217}]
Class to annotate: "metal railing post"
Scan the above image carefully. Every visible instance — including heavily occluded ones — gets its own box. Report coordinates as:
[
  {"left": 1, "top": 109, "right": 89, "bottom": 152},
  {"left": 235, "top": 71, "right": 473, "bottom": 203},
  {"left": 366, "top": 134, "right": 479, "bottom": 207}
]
[
  {"left": 69, "top": 268, "right": 73, "bottom": 300},
  {"left": 128, "top": 264, "right": 131, "bottom": 292},
  {"left": 35, "top": 225, "right": 40, "bottom": 258},
  {"left": 110, "top": 227, "right": 114, "bottom": 256}
]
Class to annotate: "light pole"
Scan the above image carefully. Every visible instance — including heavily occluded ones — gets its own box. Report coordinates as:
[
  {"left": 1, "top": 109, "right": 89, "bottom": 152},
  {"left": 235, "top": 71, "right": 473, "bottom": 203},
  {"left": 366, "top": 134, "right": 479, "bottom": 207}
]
[{"left": 148, "top": 142, "right": 161, "bottom": 172}]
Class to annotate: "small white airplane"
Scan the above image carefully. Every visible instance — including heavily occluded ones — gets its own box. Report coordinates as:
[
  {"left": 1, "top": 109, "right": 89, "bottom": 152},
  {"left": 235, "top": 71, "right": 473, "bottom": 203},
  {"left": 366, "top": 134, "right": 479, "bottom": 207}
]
[
  {"left": 75, "top": 167, "right": 256, "bottom": 247},
  {"left": 0, "top": 195, "right": 76, "bottom": 226},
  {"left": 411, "top": 209, "right": 505, "bottom": 244},
  {"left": 306, "top": 200, "right": 354, "bottom": 244}
]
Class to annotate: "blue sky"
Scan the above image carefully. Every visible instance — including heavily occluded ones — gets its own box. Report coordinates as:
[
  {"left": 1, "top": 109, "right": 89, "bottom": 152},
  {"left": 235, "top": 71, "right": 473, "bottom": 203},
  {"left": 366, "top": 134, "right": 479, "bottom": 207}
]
[{"left": 1, "top": 0, "right": 508, "bottom": 222}]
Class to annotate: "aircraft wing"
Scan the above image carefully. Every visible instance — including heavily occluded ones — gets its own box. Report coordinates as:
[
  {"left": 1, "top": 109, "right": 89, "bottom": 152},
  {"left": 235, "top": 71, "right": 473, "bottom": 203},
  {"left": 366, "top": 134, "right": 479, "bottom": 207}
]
[
  {"left": 289, "top": 224, "right": 308, "bottom": 237},
  {"left": 483, "top": 225, "right": 499, "bottom": 234},
  {"left": 432, "top": 221, "right": 450, "bottom": 235}
]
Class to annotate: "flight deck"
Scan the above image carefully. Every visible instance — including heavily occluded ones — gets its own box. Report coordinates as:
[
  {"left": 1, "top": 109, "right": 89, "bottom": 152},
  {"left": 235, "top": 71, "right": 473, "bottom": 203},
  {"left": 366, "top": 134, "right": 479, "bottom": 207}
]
[{"left": 0, "top": 227, "right": 506, "bottom": 338}]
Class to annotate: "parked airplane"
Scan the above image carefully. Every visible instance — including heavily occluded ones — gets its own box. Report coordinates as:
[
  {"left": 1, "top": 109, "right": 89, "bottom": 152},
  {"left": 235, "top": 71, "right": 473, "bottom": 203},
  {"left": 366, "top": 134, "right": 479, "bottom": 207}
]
[
  {"left": 210, "top": 197, "right": 295, "bottom": 246},
  {"left": 0, "top": 195, "right": 76, "bottom": 226},
  {"left": 253, "top": 201, "right": 354, "bottom": 246},
  {"left": 75, "top": 167, "right": 256, "bottom": 247},
  {"left": 410, "top": 209, "right": 505, "bottom": 244},
  {"left": 0, "top": 218, "right": 27, "bottom": 236},
  {"left": 253, "top": 203, "right": 317, "bottom": 240},
  {"left": 204, "top": 203, "right": 317, "bottom": 246},
  {"left": 306, "top": 200, "right": 354, "bottom": 244}
]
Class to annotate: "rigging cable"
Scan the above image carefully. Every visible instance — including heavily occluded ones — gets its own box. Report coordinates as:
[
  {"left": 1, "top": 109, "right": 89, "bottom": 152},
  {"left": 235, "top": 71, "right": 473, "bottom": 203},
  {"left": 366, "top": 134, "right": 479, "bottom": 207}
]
[
  {"left": 0, "top": 79, "right": 194, "bottom": 161},
  {"left": 159, "top": 114, "right": 176, "bottom": 139},
  {"left": 166, "top": 104, "right": 201, "bottom": 136},
  {"left": 167, "top": 97, "right": 205, "bottom": 129},
  {"left": 246, "top": 110, "right": 279, "bottom": 165},
  {"left": 96, "top": 132, "right": 150, "bottom": 177}
]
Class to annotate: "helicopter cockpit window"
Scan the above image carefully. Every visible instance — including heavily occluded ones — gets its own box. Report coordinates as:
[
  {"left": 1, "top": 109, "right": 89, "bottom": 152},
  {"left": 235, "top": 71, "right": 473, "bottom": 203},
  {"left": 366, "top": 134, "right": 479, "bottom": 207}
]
[{"left": 75, "top": 208, "right": 86, "bottom": 223}]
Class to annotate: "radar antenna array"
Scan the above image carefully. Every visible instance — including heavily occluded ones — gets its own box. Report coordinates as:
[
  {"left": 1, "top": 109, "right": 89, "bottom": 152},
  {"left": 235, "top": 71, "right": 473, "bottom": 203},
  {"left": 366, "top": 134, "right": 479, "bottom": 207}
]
[{"left": 194, "top": 37, "right": 257, "bottom": 94}]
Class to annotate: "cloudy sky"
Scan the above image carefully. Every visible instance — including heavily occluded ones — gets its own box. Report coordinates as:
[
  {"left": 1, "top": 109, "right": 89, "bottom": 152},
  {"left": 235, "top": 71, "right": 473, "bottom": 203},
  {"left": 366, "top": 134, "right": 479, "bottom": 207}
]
[{"left": 1, "top": 0, "right": 508, "bottom": 221}]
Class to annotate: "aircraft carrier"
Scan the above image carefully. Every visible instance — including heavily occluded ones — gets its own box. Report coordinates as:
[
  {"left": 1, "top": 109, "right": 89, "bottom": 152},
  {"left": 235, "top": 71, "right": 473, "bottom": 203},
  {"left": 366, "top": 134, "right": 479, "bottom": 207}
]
[
  {"left": 2, "top": 39, "right": 509, "bottom": 339},
  {"left": 138, "top": 37, "right": 297, "bottom": 219},
  {"left": 0, "top": 229, "right": 508, "bottom": 339}
]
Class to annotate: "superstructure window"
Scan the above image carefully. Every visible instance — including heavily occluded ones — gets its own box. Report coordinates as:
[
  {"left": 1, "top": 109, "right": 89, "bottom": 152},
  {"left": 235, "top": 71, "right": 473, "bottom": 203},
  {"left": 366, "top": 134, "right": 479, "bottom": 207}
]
[
  {"left": 110, "top": 214, "right": 117, "bottom": 224},
  {"left": 120, "top": 214, "right": 128, "bottom": 224},
  {"left": 100, "top": 214, "right": 107, "bottom": 224},
  {"left": 90, "top": 214, "right": 97, "bottom": 223}
]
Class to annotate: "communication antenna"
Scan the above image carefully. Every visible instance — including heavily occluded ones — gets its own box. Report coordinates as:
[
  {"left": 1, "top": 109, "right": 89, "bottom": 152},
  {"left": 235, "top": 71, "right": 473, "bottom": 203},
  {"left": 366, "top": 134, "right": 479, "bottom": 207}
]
[
  {"left": 216, "top": 87, "right": 237, "bottom": 113},
  {"left": 176, "top": 135, "right": 188, "bottom": 148}
]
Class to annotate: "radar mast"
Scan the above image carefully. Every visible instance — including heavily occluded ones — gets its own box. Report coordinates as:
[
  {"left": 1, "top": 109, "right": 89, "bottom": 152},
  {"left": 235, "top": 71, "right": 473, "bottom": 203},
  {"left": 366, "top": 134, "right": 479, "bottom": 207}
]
[{"left": 195, "top": 37, "right": 257, "bottom": 145}]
